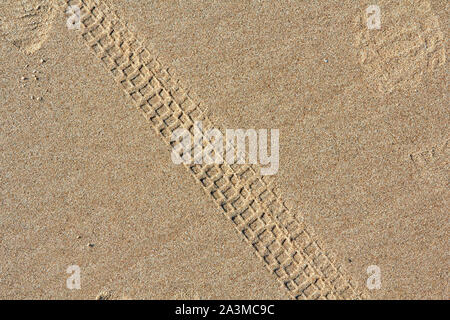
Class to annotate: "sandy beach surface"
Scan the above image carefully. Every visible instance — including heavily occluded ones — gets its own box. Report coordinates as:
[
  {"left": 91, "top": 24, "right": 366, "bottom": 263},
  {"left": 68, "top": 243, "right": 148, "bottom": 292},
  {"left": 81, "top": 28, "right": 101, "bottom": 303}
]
[{"left": 0, "top": 0, "right": 448, "bottom": 299}]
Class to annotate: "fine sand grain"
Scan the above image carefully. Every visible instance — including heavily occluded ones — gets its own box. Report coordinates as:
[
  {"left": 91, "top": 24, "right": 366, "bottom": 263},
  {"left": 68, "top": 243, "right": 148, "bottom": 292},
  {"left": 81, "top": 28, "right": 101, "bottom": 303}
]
[{"left": 0, "top": 0, "right": 448, "bottom": 299}]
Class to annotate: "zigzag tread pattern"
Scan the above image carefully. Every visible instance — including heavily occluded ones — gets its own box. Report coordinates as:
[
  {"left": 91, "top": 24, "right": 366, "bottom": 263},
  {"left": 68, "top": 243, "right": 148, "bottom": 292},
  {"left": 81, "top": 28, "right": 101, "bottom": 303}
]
[{"left": 58, "top": 0, "right": 365, "bottom": 300}]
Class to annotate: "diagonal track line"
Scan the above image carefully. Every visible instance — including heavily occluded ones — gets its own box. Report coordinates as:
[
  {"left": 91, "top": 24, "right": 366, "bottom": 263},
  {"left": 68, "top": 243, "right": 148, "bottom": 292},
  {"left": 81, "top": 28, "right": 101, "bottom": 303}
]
[{"left": 57, "top": 0, "right": 366, "bottom": 299}]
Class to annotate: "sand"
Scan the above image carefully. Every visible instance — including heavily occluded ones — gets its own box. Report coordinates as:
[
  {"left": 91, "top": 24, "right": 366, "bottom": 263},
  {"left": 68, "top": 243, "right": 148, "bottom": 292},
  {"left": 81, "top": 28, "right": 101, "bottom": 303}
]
[{"left": 0, "top": 0, "right": 448, "bottom": 299}]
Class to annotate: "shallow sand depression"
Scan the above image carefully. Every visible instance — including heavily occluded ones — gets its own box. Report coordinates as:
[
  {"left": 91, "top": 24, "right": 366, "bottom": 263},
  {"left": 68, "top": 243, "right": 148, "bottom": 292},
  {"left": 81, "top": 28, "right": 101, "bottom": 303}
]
[
  {"left": 0, "top": 0, "right": 448, "bottom": 300},
  {"left": 0, "top": 1, "right": 56, "bottom": 54}
]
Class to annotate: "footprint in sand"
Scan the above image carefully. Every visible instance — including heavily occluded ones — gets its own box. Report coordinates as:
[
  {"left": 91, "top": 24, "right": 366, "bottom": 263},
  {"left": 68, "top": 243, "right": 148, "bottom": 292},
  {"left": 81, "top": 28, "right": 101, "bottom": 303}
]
[
  {"left": 0, "top": 0, "right": 56, "bottom": 55},
  {"left": 353, "top": 0, "right": 446, "bottom": 94}
]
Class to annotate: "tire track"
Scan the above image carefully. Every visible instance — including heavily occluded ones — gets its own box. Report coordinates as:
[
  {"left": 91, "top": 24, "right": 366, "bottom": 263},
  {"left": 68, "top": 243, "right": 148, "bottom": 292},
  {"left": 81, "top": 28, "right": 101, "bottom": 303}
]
[{"left": 57, "top": 0, "right": 365, "bottom": 299}]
